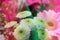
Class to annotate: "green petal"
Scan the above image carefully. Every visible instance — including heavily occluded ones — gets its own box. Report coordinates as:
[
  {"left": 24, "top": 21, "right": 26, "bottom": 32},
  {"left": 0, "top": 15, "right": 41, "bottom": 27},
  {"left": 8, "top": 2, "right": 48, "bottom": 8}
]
[
  {"left": 38, "top": 29, "right": 48, "bottom": 40},
  {"left": 16, "top": 11, "right": 32, "bottom": 18},
  {"left": 34, "top": 17, "right": 46, "bottom": 29}
]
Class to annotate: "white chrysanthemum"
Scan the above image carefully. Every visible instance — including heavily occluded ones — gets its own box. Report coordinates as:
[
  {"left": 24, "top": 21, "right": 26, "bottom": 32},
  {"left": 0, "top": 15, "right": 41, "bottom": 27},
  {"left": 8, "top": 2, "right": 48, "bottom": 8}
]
[
  {"left": 13, "top": 25, "right": 31, "bottom": 40},
  {"left": 34, "top": 17, "right": 46, "bottom": 25},
  {"left": 34, "top": 17, "right": 46, "bottom": 29},
  {"left": 16, "top": 11, "right": 32, "bottom": 18},
  {"left": 5, "top": 21, "right": 17, "bottom": 28},
  {"left": 20, "top": 18, "right": 35, "bottom": 29}
]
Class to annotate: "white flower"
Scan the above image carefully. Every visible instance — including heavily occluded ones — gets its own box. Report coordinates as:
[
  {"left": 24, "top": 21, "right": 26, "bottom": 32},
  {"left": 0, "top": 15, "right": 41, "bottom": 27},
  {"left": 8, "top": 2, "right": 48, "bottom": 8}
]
[
  {"left": 20, "top": 18, "right": 35, "bottom": 29},
  {"left": 34, "top": 17, "right": 46, "bottom": 29},
  {"left": 16, "top": 11, "right": 32, "bottom": 18},
  {"left": 5, "top": 21, "right": 17, "bottom": 28},
  {"left": 13, "top": 25, "right": 31, "bottom": 40}
]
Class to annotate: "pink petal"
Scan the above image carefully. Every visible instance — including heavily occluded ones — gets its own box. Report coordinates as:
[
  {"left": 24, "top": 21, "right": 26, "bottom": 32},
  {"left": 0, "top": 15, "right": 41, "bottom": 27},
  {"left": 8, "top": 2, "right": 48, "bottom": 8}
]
[{"left": 26, "top": 0, "right": 41, "bottom": 6}]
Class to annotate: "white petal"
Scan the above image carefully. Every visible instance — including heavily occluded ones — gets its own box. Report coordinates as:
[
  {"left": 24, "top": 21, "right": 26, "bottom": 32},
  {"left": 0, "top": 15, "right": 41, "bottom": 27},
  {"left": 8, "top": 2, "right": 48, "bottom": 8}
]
[
  {"left": 20, "top": 18, "right": 35, "bottom": 29},
  {"left": 5, "top": 21, "right": 17, "bottom": 28}
]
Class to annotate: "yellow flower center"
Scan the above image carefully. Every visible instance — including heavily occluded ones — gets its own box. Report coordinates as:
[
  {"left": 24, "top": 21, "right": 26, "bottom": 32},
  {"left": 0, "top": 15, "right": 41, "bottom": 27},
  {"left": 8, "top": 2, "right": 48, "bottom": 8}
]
[
  {"left": 46, "top": 19, "right": 56, "bottom": 30},
  {"left": 19, "top": 30, "right": 23, "bottom": 33},
  {"left": 19, "top": 29, "right": 25, "bottom": 35},
  {"left": 47, "top": 21, "right": 54, "bottom": 26}
]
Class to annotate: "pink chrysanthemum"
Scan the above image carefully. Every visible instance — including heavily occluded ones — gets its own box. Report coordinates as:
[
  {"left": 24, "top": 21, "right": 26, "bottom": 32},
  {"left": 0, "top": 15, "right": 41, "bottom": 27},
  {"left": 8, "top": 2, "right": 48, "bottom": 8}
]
[{"left": 37, "top": 10, "right": 60, "bottom": 40}]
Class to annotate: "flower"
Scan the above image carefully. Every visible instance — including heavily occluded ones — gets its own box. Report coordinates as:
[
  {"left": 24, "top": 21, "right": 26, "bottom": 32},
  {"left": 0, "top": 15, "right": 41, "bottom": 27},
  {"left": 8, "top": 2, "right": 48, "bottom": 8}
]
[
  {"left": 26, "top": 0, "right": 40, "bottom": 6},
  {"left": 34, "top": 17, "right": 48, "bottom": 40},
  {"left": 16, "top": 11, "right": 32, "bottom": 18},
  {"left": 5, "top": 21, "right": 17, "bottom": 28},
  {"left": 38, "top": 29, "right": 48, "bottom": 40},
  {"left": 34, "top": 17, "right": 46, "bottom": 29},
  {"left": 0, "top": 34, "right": 5, "bottom": 40},
  {"left": 53, "top": 0, "right": 60, "bottom": 5},
  {"left": 0, "top": 8, "right": 2, "bottom": 13},
  {"left": 50, "top": 0, "right": 60, "bottom": 12},
  {"left": 53, "top": 6, "right": 60, "bottom": 12},
  {"left": 37, "top": 10, "right": 60, "bottom": 39},
  {"left": 50, "top": 36, "right": 59, "bottom": 40},
  {"left": 42, "top": 0, "right": 50, "bottom": 4},
  {"left": 32, "top": 3, "right": 41, "bottom": 10},
  {"left": 13, "top": 25, "right": 31, "bottom": 40},
  {"left": 2, "top": 0, "right": 18, "bottom": 22},
  {"left": 20, "top": 18, "right": 35, "bottom": 29}
]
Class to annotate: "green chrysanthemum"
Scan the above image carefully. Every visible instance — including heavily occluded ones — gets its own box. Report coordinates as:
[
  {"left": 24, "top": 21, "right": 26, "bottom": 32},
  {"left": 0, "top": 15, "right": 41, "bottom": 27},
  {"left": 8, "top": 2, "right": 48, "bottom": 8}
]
[
  {"left": 16, "top": 11, "right": 32, "bottom": 18},
  {"left": 34, "top": 17, "right": 46, "bottom": 29},
  {"left": 38, "top": 29, "right": 48, "bottom": 40},
  {"left": 20, "top": 18, "right": 35, "bottom": 29},
  {"left": 13, "top": 25, "right": 31, "bottom": 40}
]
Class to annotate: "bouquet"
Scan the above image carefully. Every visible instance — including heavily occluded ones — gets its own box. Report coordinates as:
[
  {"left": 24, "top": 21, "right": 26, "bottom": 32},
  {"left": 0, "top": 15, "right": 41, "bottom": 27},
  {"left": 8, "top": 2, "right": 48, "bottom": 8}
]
[{"left": 0, "top": 0, "right": 60, "bottom": 40}]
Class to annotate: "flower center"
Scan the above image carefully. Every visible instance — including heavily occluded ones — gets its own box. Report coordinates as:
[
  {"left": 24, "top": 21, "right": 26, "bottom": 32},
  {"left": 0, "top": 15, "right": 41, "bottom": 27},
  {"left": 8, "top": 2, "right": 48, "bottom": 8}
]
[
  {"left": 19, "top": 30, "right": 23, "bottom": 34},
  {"left": 27, "top": 20, "right": 30, "bottom": 22},
  {"left": 40, "top": 20, "right": 44, "bottom": 22},
  {"left": 47, "top": 21, "right": 54, "bottom": 26}
]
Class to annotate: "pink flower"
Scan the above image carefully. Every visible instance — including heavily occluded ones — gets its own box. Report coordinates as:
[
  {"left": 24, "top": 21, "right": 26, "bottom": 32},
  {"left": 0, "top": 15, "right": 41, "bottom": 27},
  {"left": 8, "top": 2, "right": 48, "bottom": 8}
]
[
  {"left": 50, "top": 0, "right": 60, "bottom": 12},
  {"left": 0, "top": 8, "right": 2, "bottom": 13},
  {"left": 53, "top": 0, "right": 60, "bottom": 5},
  {"left": 26, "top": 0, "right": 50, "bottom": 6},
  {"left": 53, "top": 5, "right": 60, "bottom": 12},
  {"left": 42, "top": 0, "right": 50, "bottom": 4},
  {"left": 0, "top": 0, "right": 5, "bottom": 5},
  {"left": 26, "top": 0, "right": 40, "bottom": 6},
  {"left": 32, "top": 3, "right": 41, "bottom": 10},
  {"left": 2, "top": 0, "right": 18, "bottom": 22},
  {"left": 37, "top": 10, "right": 60, "bottom": 40}
]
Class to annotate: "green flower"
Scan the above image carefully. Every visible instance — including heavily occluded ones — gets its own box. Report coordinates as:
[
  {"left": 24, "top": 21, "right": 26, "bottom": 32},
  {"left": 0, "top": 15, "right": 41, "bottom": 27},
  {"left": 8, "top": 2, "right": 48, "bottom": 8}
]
[
  {"left": 16, "top": 11, "right": 32, "bottom": 18},
  {"left": 20, "top": 18, "right": 35, "bottom": 29},
  {"left": 13, "top": 25, "right": 31, "bottom": 40},
  {"left": 34, "top": 17, "right": 46, "bottom": 29},
  {"left": 38, "top": 29, "right": 48, "bottom": 40}
]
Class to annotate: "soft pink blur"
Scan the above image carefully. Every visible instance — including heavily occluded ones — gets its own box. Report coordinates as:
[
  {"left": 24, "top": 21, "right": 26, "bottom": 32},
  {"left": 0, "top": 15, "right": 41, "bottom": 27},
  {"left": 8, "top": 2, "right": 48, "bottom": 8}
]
[
  {"left": 2, "top": 0, "right": 18, "bottom": 22},
  {"left": 50, "top": 0, "right": 60, "bottom": 12}
]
